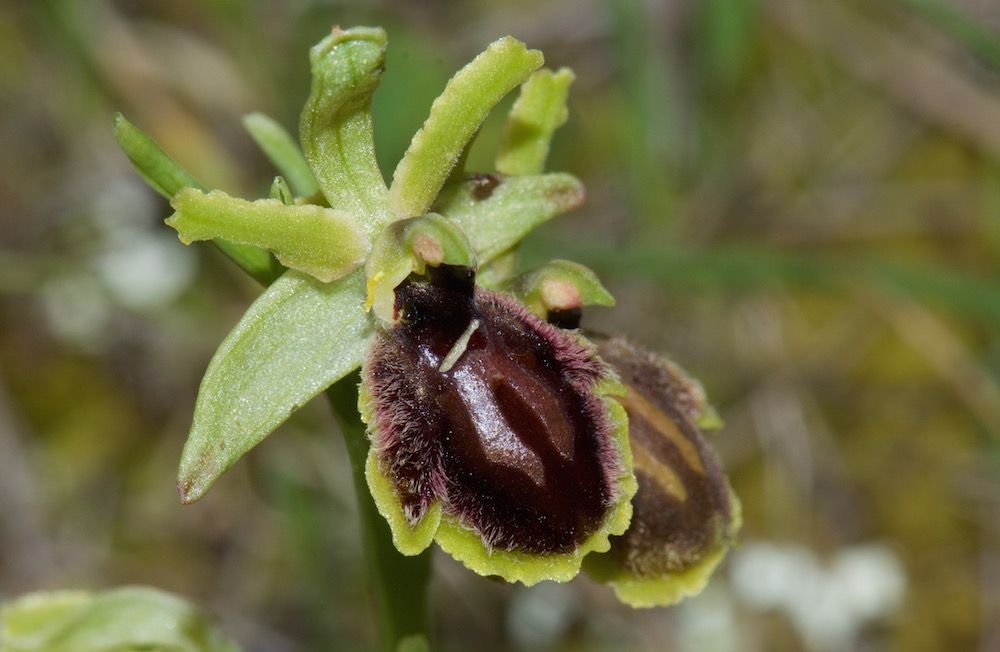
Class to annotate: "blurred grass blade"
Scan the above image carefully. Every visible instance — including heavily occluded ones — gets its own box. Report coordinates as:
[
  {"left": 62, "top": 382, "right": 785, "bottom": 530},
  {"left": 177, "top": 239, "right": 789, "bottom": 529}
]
[
  {"left": 530, "top": 240, "right": 1000, "bottom": 327},
  {"left": 389, "top": 37, "right": 543, "bottom": 218},
  {"left": 496, "top": 67, "right": 574, "bottom": 175},
  {"left": 901, "top": 0, "right": 1000, "bottom": 72},
  {"left": 300, "top": 27, "right": 389, "bottom": 235},
  {"left": 434, "top": 173, "right": 583, "bottom": 263},
  {"left": 1, "top": 586, "right": 241, "bottom": 652},
  {"left": 113, "top": 113, "right": 280, "bottom": 285},
  {"left": 178, "top": 270, "right": 372, "bottom": 503},
  {"left": 243, "top": 112, "right": 319, "bottom": 197},
  {"left": 168, "top": 189, "right": 369, "bottom": 283}
]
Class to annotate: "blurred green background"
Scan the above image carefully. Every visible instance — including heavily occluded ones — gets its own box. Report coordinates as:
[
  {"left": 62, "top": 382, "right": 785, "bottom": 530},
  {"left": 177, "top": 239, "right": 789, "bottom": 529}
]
[{"left": 1, "top": 0, "right": 999, "bottom": 650}]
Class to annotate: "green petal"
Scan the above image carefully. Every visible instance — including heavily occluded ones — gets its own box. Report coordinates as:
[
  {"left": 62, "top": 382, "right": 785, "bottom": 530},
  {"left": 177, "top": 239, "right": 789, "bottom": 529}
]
[
  {"left": 496, "top": 67, "right": 575, "bottom": 175},
  {"left": 0, "top": 586, "right": 240, "bottom": 652},
  {"left": 501, "top": 259, "right": 614, "bottom": 317},
  {"left": 178, "top": 270, "right": 372, "bottom": 503},
  {"left": 389, "top": 37, "right": 544, "bottom": 218},
  {"left": 433, "top": 376, "right": 636, "bottom": 585},
  {"left": 300, "top": 26, "right": 390, "bottom": 235},
  {"left": 434, "top": 173, "right": 584, "bottom": 263},
  {"left": 113, "top": 112, "right": 279, "bottom": 285},
  {"left": 243, "top": 112, "right": 319, "bottom": 198},
  {"left": 364, "top": 213, "right": 477, "bottom": 323},
  {"left": 167, "top": 188, "right": 369, "bottom": 283}
]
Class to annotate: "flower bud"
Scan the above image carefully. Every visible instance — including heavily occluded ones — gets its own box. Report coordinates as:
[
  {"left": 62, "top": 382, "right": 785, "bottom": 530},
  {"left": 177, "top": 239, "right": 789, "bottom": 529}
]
[
  {"left": 361, "top": 265, "right": 636, "bottom": 584},
  {"left": 585, "top": 335, "right": 740, "bottom": 607}
]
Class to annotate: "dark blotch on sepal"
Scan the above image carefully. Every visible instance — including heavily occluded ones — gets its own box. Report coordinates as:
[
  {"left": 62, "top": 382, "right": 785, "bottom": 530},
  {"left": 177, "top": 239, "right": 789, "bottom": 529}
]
[
  {"left": 364, "top": 265, "right": 623, "bottom": 554},
  {"left": 594, "top": 335, "right": 738, "bottom": 578}
]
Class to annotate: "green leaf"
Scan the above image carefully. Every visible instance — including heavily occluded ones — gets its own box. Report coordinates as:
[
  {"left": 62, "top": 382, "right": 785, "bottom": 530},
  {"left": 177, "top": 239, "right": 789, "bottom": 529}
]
[
  {"left": 113, "top": 112, "right": 280, "bottom": 285},
  {"left": 300, "top": 26, "right": 390, "bottom": 235},
  {"left": 389, "top": 37, "right": 544, "bottom": 218},
  {"left": 1, "top": 586, "right": 240, "bottom": 652},
  {"left": 496, "top": 68, "right": 575, "bottom": 175},
  {"left": 434, "top": 173, "right": 584, "bottom": 263},
  {"left": 167, "top": 188, "right": 369, "bottom": 283},
  {"left": 178, "top": 270, "right": 372, "bottom": 503},
  {"left": 243, "top": 112, "right": 319, "bottom": 198}
]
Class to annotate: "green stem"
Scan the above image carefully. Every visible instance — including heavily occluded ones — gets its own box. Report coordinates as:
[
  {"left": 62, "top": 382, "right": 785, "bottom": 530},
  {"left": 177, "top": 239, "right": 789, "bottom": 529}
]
[{"left": 326, "top": 376, "right": 432, "bottom": 652}]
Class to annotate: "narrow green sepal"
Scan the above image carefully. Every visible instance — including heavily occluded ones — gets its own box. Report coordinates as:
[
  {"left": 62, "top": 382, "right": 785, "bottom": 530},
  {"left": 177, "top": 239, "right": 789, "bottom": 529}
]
[
  {"left": 501, "top": 259, "right": 614, "bottom": 318},
  {"left": 434, "top": 173, "right": 584, "bottom": 262},
  {"left": 168, "top": 188, "right": 369, "bottom": 283},
  {"left": 243, "top": 112, "right": 319, "bottom": 198},
  {"left": 113, "top": 112, "right": 279, "bottom": 285},
  {"left": 0, "top": 586, "right": 241, "bottom": 652},
  {"left": 364, "top": 213, "right": 477, "bottom": 323},
  {"left": 496, "top": 67, "right": 575, "bottom": 175},
  {"left": 300, "top": 26, "right": 390, "bottom": 235},
  {"left": 178, "top": 271, "right": 372, "bottom": 503},
  {"left": 389, "top": 37, "right": 544, "bottom": 218}
]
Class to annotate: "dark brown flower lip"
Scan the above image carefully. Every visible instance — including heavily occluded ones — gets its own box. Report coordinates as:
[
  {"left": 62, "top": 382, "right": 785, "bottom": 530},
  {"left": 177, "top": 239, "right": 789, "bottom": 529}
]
[
  {"left": 363, "top": 266, "right": 627, "bottom": 555},
  {"left": 593, "top": 335, "right": 739, "bottom": 577}
]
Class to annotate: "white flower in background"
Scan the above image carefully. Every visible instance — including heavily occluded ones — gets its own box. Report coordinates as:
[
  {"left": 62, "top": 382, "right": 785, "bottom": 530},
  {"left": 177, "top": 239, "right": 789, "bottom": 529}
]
[{"left": 731, "top": 541, "right": 906, "bottom": 651}]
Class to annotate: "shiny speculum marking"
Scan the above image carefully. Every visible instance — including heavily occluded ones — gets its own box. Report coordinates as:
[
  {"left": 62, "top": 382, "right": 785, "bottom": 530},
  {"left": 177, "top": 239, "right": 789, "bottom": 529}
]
[{"left": 365, "top": 266, "right": 621, "bottom": 554}]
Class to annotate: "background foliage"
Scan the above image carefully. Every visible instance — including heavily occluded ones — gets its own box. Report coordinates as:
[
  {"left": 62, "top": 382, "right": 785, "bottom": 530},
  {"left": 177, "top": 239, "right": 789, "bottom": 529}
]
[{"left": 1, "top": 0, "right": 998, "bottom": 650}]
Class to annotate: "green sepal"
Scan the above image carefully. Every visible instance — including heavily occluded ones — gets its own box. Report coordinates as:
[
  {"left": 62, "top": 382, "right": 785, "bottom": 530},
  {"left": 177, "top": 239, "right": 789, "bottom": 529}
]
[
  {"left": 389, "top": 37, "right": 544, "bottom": 218},
  {"left": 364, "top": 213, "right": 477, "bottom": 323},
  {"left": 501, "top": 259, "right": 614, "bottom": 317},
  {"left": 585, "top": 492, "right": 741, "bottom": 607},
  {"left": 167, "top": 188, "right": 369, "bottom": 283},
  {"left": 300, "top": 26, "right": 389, "bottom": 235},
  {"left": 113, "top": 112, "right": 279, "bottom": 285},
  {"left": 476, "top": 247, "right": 519, "bottom": 288},
  {"left": 0, "top": 586, "right": 240, "bottom": 652},
  {"left": 178, "top": 270, "right": 373, "bottom": 503},
  {"left": 496, "top": 67, "right": 575, "bottom": 175},
  {"left": 434, "top": 374, "right": 636, "bottom": 585},
  {"left": 243, "top": 112, "right": 319, "bottom": 198},
  {"left": 434, "top": 173, "right": 584, "bottom": 262}
]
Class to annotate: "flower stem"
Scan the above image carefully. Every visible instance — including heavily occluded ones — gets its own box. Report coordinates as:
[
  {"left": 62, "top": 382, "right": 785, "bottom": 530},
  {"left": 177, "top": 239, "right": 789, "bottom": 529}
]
[{"left": 326, "top": 375, "right": 432, "bottom": 652}]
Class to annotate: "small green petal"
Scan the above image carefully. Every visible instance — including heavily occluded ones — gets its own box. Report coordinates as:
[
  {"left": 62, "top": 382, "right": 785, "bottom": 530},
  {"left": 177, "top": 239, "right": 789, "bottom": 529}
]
[
  {"left": 168, "top": 188, "right": 369, "bottom": 283},
  {"left": 389, "top": 37, "right": 544, "bottom": 218},
  {"left": 178, "top": 271, "right": 372, "bottom": 503},
  {"left": 501, "top": 259, "right": 614, "bottom": 317},
  {"left": 113, "top": 113, "right": 278, "bottom": 285},
  {"left": 0, "top": 587, "right": 240, "bottom": 652},
  {"left": 435, "top": 173, "right": 584, "bottom": 263},
  {"left": 243, "top": 112, "right": 319, "bottom": 198},
  {"left": 364, "top": 213, "right": 477, "bottom": 323},
  {"left": 496, "top": 67, "right": 575, "bottom": 175},
  {"left": 300, "top": 26, "right": 390, "bottom": 235}
]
